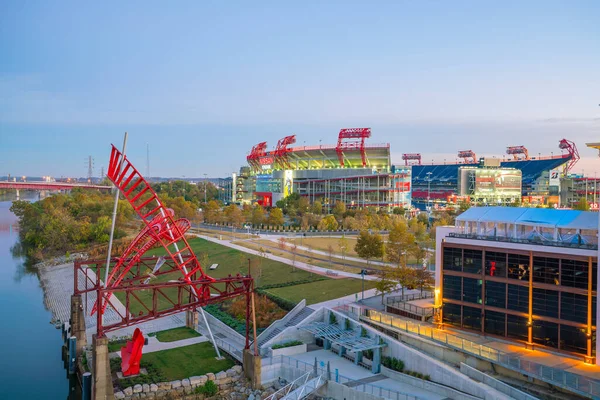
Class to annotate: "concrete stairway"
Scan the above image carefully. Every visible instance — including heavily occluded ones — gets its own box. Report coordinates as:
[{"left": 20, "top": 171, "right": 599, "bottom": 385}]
[{"left": 284, "top": 307, "right": 314, "bottom": 327}]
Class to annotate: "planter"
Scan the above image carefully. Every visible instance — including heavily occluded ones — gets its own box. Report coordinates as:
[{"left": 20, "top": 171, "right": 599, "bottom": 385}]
[{"left": 269, "top": 343, "right": 307, "bottom": 358}]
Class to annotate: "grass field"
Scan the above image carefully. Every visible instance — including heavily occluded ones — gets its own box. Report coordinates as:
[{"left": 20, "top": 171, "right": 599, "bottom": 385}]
[
  {"left": 111, "top": 237, "right": 372, "bottom": 314},
  {"left": 153, "top": 327, "right": 201, "bottom": 343},
  {"left": 141, "top": 342, "right": 234, "bottom": 381},
  {"left": 287, "top": 237, "right": 360, "bottom": 257},
  {"left": 266, "top": 278, "right": 377, "bottom": 305}
]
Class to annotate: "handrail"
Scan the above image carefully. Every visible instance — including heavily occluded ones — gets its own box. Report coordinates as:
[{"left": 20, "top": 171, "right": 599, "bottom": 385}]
[
  {"left": 364, "top": 310, "right": 600, "bottom": 399},
  {"left": 264, "top": 371, "right": 312, "bottom": 400},
  {"left": 448, "top": 232, "right": 598, "bottom": 251}
]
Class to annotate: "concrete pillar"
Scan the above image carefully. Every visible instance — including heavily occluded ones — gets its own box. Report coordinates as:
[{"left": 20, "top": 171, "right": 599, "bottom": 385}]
[
  {"left": 71, "top": 295, "right": 87, "bottom": 358},
  {"left": 92, "top": 335, "right": 115, "bottom": 400},
  {"left": 339, "top": 346, "right": 346, "bottom": 357},
  {"left": 243, "top": 348, "right": 262, "bottom": 389},
  {"left": 355, "top": 351, "right": 363, "bottom": 365},
  {"left": 186, "top": 310, "right": 198, "bottom": 329},
  {"left": 372, "top": 346, "right": 381, "bottom": 374},
  {"left": 323, "top": 339, "right": 331, "bottom": 350}
]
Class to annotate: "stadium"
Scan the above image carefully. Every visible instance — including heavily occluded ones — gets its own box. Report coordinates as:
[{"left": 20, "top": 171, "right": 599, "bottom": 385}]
[{"left": 233, "top": 130, "right": 580, "bottom": 211}]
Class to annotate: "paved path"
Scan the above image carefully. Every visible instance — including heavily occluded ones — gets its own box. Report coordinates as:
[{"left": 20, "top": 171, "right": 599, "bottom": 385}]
[
  {"left": 195, "top": 234, "right": 379, "bottom": 281},
  {"left": 110, "top": 335, "right": 208, "bottom": 358}
]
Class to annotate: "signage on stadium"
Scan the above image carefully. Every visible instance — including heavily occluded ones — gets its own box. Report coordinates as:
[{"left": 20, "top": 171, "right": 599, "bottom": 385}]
[{"left": 259, "top": 156, "right": 274, "bottom": 165}]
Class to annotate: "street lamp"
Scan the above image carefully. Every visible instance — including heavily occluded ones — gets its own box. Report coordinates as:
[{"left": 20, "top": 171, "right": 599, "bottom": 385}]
[{"left": 203, "top": 173, "right": 208, "bottom": 204}]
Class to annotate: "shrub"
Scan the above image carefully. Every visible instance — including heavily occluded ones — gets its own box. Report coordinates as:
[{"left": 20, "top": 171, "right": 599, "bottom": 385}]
[
  {"left": 424, "top": 375, "right": 431, "bottom": 381},
  {"left": 195, "top": 380, "right": 218, "bottom": 396},
  {"left": 360, "top": 327, "right": 368, "bottom": 338},
  {"left": 255, "top": 289, "right": 298, "bottom": 311},
  {"left": 345, "top": 318, "right": 351, "bottom": 331},
  {"left": 272, "top": 340, "right": 303, "bottom": 350},
  {"left": 329, "top": 312, "right": 338, "bottom": 325}
]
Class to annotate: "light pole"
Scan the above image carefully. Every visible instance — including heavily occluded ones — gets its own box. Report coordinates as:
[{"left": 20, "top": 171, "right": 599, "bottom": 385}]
[
  {"left": 426, "top": 171, "right": 433, "bottom": 217},
  {"left": 203, "top": 173, "right": 208, "bottom": 204}
]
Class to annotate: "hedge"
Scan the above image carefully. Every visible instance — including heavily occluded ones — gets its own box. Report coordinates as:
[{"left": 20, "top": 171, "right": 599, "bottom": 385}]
[
  {"left": 256, "top": 289, "right": 298, "bottom": 311},
  {"left": 272, "top": 340, "right": 303, "bottom": 350}
]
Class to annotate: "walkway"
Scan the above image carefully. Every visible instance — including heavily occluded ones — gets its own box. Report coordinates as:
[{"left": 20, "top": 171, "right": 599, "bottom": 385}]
[
  {"left": 195, "top": 234, "right": 379, "bottom": 281},
  {"left": 290, "top": 349, "right": 445, "bottom": 400},
  {"left": 110, "top": 335, "right": 208, "bottom": 357}
]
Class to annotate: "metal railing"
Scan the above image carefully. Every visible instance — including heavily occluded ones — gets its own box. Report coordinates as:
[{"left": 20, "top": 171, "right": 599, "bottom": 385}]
[
  {"left": 264, "top": 355, "right": 422, "bottom": 400},
  {"left": 448, "top": 232, "right": 598, "bottom": 251},
  {"left": 386, "top": 292, "right": 434, "bottom": 304},
  {"left": 386, "top": 302, "right": 434, "bottom": 319},
  {"left": 264, "top": 371, "right": 313, "bottom": 400},
  {"left": 365, "top": 310, "right": 600, "bottom": 399},
  {"left": 459, "top": 363, "right": 539, "bottom": 400}
]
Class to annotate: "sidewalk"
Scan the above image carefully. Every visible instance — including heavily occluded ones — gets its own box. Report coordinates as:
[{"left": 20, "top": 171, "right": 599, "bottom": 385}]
[{"left": 195, "top": 234, "right": 379, "bottom": 281}]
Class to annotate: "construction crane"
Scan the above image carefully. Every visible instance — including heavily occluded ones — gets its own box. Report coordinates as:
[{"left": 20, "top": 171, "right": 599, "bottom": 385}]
[
  {"left": 336, "top": 128, "right": 371, "bottom": 167},
  {"left": 273, "top": 135, "right": 296, "bottom": 169},
  {"left": 458, "top": 150, "right": 477, "bottom": 164},
  {"left": 559, "top": 138, "right": 580, "bottom": 174},
  {"left": 506, "top": 146, "right": 529, "bottom": 160},
  {"left": 402, "top": 153, "right": 422, "bottom": 166}
]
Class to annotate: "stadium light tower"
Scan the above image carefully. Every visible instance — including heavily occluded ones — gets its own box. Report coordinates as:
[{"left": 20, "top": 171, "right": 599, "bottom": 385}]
[{"left": 426, "top": 171, "right": 433, "bottom": 215}]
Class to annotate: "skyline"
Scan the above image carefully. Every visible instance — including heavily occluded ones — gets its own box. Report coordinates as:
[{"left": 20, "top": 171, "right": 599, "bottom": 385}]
[{"left": 1, "top": 1, "right": 599, "bottom": 177}]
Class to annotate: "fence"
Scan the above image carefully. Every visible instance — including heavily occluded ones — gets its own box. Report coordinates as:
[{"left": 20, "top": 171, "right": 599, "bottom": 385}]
[
  {"left": 366, "top": 310, "right": 600, "bottom": 399},
  {"left": 263, "top": 355, "right": 422, "bottom": 400}
]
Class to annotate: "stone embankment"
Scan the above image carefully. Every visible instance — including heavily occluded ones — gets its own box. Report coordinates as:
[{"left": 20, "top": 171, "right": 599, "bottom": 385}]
[{"left": 114, "top": 365, "right": 276, "bottom": 400}]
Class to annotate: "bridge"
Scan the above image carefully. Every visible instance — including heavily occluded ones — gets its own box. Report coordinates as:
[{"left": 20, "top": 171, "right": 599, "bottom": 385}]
[{"left": 0, "top": 181, "right": 112, "bottom": 195}]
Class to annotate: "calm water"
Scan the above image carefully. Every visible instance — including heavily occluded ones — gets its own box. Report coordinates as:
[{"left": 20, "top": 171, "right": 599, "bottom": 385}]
[{"left": 0, "top": 195, "right": 76, "bottom": 399}]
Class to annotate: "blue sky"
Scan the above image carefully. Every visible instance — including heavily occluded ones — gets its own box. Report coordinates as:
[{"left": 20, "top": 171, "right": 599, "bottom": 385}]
[{"left": 1, "top": 1, "right": 599, "bottom": 178}]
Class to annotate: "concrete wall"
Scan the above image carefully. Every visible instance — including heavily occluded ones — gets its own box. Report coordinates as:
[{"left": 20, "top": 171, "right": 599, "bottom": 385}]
[
  {"left": 270, "top": 343, "right": 307, "bottom": 358},
  {"left": 317, "top": 381, "right": 385, "bottom": 400},
  {"left": 256, "top": 300, "right": 307, "bottom": 352},
  {"left": 259, "top": 308, "right": 325, "bottom": 351},
  {"left": 460, "top": 363, "right": 539, "bottom": 400},
  {"left": 381, "top": 367, "right": 481, "bottom": 400}
]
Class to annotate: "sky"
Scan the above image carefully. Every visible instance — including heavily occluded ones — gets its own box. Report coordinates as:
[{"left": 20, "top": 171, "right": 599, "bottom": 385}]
[{"left": 1, "top": 1, "right": 599, "bottom": 178}]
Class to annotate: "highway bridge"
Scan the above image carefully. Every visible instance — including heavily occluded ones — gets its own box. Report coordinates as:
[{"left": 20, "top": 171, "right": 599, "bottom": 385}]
[{"left": 0, "top": 181, "right": 112, "bottom": 194}]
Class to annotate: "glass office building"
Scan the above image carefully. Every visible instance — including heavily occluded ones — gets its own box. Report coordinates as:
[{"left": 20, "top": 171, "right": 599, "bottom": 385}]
[{"left": 435, "top": 207, "right": 598, "bottom": 363}]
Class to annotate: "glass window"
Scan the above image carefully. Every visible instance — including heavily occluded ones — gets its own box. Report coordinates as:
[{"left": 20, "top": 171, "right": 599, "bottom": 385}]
[
  {"left": 561, "top": 292, "right": 588, "bottom": 324},
  {"left": 485, "top": 251, "right": 507, "bottom": 278},
  {"left": 507, "top": 314, "right": 528, "bottom": 341},
  {"left": 463, "top": 306, "right": 482, "bottom": 331},
  {"left": 532, "top": 288, "right": 559, "bottom": 319},
  {"left": 560, "top": 324, "right": 587, "bottom": 355},
  {"left": 594, "top": 297, "right": 597, "bottom": 326},
  {"left": 443, "top": 303, "right": 461, "bottom": 327},
  {"left": 485, "top": 281, "right": 506, "bottom": 309},
  {"left": 462, "top": 277, "right": 482, "bottom": 305},
  {"left": 561, "top": 259, "right": 589, "bottom": 289},
  {"left": 443, "top": 247, "right": 462, "bottom": 272},
  {"left": 463, "top": 249, "right": 482, "bottom": 274},
  {"left": 532, "top": 257, "right": 560, "bottom": 285},
  {"left": 507, "top": 284, "right": 529, "bottom": 313},
  {"left": 507, "top": 254, "right": 529, "bottom": 281},
  {"left": 484, "top": 310, "right": 506, "bottom": 336},
  {"left": 532, "top": 320, "right": 558, "bottom": 349},
  {"left": 443, "top": 275, "right": 462, "bottom": 301}
]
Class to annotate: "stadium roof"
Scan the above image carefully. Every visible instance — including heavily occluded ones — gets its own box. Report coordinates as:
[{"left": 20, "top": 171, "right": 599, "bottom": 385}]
[{"left": 457, "top": 206, "right": 598, "bottom": 230}]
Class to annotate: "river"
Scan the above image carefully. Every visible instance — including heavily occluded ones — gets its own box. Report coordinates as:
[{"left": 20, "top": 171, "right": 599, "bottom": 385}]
[{"left": 0, "top": 195, "right": 77, "bottom": 399}]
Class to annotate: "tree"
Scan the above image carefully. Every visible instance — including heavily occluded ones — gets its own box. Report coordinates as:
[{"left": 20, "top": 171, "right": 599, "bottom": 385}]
[
  {"left": 338, "top": 236, "right": 349, "bottom": 261},
  {"left": 290, "top": 244, "right": 298, "bottom": 271},
  {"left": 198, "top": 252, "right": 210, "bottom": 269},
  {"left": 251, "top": 205, "right": 265, "bottom": 226},
  {"left": 311, "top": 200, "right": 323, "bottom": 215},
  {"left": 268, "top": 207, "right": 285, "bottom": 226},
  {"left": 355, "top": 230, "right": 384, "bottom": 266},
  {"left": 204, "top": 200, "right": 222, "bottom": 224},
  {"left": 224, "top": 204, "right": 244, "bottom": 227},
  {"left": 277, "top": 237, "right": 287, "bottom": 251},
  {"left": 414, "top": 267, "right": 435, "bottom": 296},
  {"left": 332, "top": 201, "right": 346, "bottom": 221},
  {"left": 392, "top": 264, "right": 417, "bottom": 297},
  {"left": 317, "top": 215, "right": 339, "bottom": 231},
  {"left": 298, "top": 197, "right": 310, "bottom": 215},
  {"left": 575, "top": 197, "right": 590, "bottom": 211},
  {"left": 327, "top": 244, "right": 334, "bottom": 266},
  {"left": 342, "top": 216, "right": 359, "bottom": 230},
  {"left": 458, "top": 200, "right": 471, "bottom": 213},
  {"left": 386, "top": 220, "right": 415, "bottom": 267},
  {"left": 392, "top": 206, "right": 405, "bottom": 215},
  {"left": 375, "top": 268, "right": 396, "bottom": 304}
]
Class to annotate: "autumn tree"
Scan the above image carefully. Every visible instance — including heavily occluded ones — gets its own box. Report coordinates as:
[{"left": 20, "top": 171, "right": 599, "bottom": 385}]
[
  {"left": 392, "top": 264, "right": 416, "bottom": 297},
  {"left": 268, "top": 207, "right": 285, "bottom": 226},
  {"left": 224, "top": 204, "right": 245, "bottom": 227},
  {"left": 327, "top": 244, "right": 334, "bottom": 266},
  {"left": 575, "top": 197, "right": 590, "bottom": 211},
  {"left": 251, "top": 205, "right": 265, "bottom": 226},
  {"left": 355, "top": 230, "right": 384, "bottom": 266},
  {"left": 298, "top": 197, "right": 310, "bottom": 215},
  {"left": 414, "top": 267, "right": 435, "bottom": 295},
  {"left": 317, "top": 215, "right": 339, "bottom": 231},
  {"left": 311, "top": 200, "right": 323, "bottom": 215},
  {"left": 278, "top": 237, "right": 288, "bottom": 251},
  {"left": 338, "top": 236, "right": 349, "bottom": 261},
  {"left": 204, "top": 200, "right": 222, "bottom": 224},
  {"left": 332, "top": 201, "right": 346, "bottom": 221},
  {"left": 375, "top": 268, "right": 396, "bottom": 304},
  {"left": 386, "top": 219, "right": 415, "bottom": 267}
]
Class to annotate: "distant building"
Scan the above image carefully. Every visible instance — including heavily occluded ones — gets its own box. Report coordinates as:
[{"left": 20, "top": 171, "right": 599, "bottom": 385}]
[{"left": 435, "top": 207, "right": 598, "bottom": 364}]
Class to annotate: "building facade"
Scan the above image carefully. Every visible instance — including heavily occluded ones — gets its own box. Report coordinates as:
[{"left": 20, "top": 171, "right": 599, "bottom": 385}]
[{"left": 435, "top": 207, "right": 598, "bottom": 364}]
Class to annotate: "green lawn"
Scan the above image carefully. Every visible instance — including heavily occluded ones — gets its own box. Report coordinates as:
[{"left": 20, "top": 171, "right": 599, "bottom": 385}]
[
  {"left": 141, "top": 342, "right": 235, "bottom": 381},
  {"left": 266, "top": 278, "right": 377, "bottom": 305},
  {"left": 110, "top": 237, "right": 377, "bottom": 313},
  {"left": 108, "top": 339, "right": 127, "bottom": 353},
  {"left": 153, "top": 327, "right": 201, "bottom": 343}
]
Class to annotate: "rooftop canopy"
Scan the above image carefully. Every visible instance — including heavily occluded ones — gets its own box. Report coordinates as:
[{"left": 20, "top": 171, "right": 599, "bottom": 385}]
[
  {"left": 301, "top": 322, "right": 386, "bottom": 352},
  {"left": 456, "top": 206, "right": 597, "bottom": 231}
]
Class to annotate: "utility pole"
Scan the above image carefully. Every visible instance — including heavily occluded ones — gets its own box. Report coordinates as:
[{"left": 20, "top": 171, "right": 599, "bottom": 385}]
[{"left": 87, "top": 156, "right": 94, "bottom": 183}]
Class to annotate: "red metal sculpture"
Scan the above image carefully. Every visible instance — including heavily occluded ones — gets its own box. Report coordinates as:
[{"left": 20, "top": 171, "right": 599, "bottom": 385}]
[
  {"left": 121, "top": 328, "right": 145, "bottom": 376},
  {"left": 336, "top": 128, "right": 371, "bottom": 167}
]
